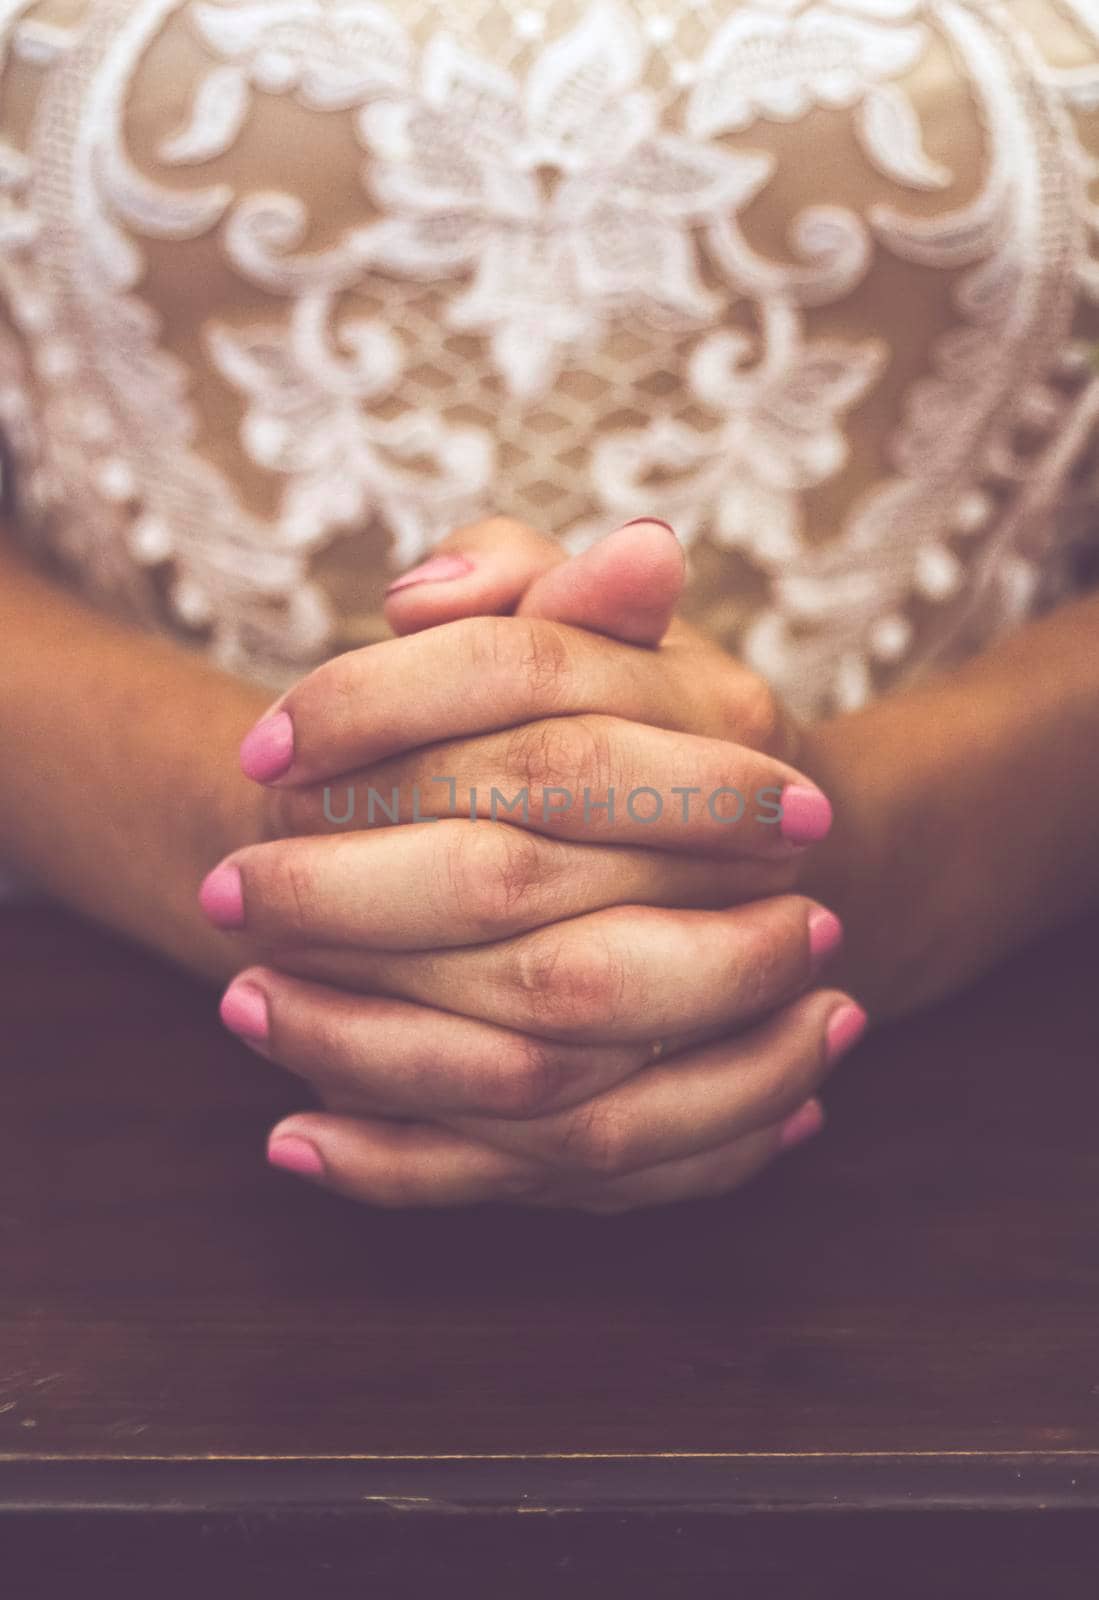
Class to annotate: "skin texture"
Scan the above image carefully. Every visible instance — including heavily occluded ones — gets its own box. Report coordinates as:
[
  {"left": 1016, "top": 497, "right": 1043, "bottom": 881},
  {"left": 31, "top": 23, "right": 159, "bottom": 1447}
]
[
  {"left": 207, "top": 516, "right": 1099, "bottom": 1210},
  {"left": 0, "top": 530, "right": 271, "bottom": 979},
  {"left": 224, "top": 521, "right": 857, "bottom": 1210},
  {"left": 7, "top": 515, "right": 1099, "bottom": 1207}
]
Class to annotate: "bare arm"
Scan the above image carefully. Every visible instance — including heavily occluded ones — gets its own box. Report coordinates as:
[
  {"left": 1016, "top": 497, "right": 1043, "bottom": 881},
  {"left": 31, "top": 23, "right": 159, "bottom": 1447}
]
[
  {"left": 799, "top": 590, "right": 1099, "bottom": 1016},
  {"left": 0, "top": 529, "right": 269, "bottom": 980}
]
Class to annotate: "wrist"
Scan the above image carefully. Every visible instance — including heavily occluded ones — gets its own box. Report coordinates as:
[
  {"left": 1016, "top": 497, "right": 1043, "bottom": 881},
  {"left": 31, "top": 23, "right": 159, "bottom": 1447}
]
[{"left": 792, "top": 706, "right": 937, "bottom": 1019}]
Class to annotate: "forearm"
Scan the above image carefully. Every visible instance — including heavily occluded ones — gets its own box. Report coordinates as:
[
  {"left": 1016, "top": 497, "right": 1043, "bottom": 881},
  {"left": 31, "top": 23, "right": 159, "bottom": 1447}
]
[
  {"left": 798, "top": 592, "right": 1099, "bottom": 1018},
  {"left": 0, "top": 533, "right": 270, "bottom": 980}
]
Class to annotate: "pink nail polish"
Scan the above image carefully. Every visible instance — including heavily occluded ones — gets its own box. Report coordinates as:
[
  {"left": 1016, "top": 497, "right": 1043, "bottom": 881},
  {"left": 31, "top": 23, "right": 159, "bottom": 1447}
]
[
  {"left": 198, "top": 863, "right": 244, "bottom": 929},
  {"left": 385, "top": 554, "right": 475, "bottom": 595},
  {"left": 807, "top": 907, "right": 843, "bottom": 975},
  {"left": 780, "top": 784, "right": 833, "bottom": 846},
  {"left": 779, "top": 1098, "right": 825, "bottom": 1151},
  {"left": 618, "top": 517, "right": 677, "bottom": 536},
  {"left": 825, "top": 1002, "right": 868, "bottom": 1064},
  {"left": 240, "top": 711, "right": 294, "bottom": 783},
  {"left": 267, "top": 1133, "right": 325, "bottom": 1178},
  {"left": 220, "top": 980, "right": 269, "bottom": 1041}
]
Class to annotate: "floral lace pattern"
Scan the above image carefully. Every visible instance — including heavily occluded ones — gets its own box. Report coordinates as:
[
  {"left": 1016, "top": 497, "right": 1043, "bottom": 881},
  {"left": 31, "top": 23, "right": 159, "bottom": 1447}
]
[
  {"left": 356, "top": 13, "right": 774, "bottom": 398},
  {"left": 0, "top": 0, "right": 1096, "bottom": 710}
]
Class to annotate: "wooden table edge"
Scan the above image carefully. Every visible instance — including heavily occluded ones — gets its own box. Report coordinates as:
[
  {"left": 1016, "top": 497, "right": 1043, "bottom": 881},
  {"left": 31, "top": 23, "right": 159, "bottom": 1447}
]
[{"left": 1, "top": 1451, "right": 1099, "bottom": 1514}]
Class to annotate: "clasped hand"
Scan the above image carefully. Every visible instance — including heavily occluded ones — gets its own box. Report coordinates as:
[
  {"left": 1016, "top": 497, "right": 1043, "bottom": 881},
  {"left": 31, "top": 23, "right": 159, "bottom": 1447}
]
[{"left": 199, "top": 519, "right": 866, "bottom": 1211}]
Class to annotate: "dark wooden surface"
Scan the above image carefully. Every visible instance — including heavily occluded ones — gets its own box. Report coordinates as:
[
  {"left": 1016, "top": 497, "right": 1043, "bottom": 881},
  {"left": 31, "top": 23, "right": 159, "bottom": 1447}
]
[{"left": 1, "top": 901, "right": 1098, "bottom": 1594}]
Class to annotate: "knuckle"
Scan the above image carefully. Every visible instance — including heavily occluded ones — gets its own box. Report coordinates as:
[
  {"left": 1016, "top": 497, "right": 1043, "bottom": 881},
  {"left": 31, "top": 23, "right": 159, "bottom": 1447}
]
[
  {"left": 506, "top": 716, "right": 611, "bottom": 802},
  {"left": 267, "top": 849, "right": 321, "bottom": 935},
  {"left": 513, "top": 619, "right": 573, "bottom": 707},
  {"left": 489, "top": 827, "right": 549, "bottom": 924},
  {"left": 567, "top": 716, "right": 615, "bottom": 800},
  {"left": 305, "top": 654, "right": 364, "bottom": 724},
  {"left": 460, "top": 614, "right": 512, "bottom": 678},
  {"left": 511, "top": 927, "right": 628, "bottom": 1035},
  {"left": 561, "top": 1103, "right": 635, "bottom": 1177},
  {"left": 443, "top": 825, "right": 545, "bottom": 938},
  {"left": 486, "top": 1033, "right": 570, "bottom": 1118},
  {"left": 505, "top": 718, "right": 575, "bottom": 796},
  {"left": 511, "top": 930, "right": 569, "bottom": 1023},
  {"left": 464, "top": 617, "right": 572, "bottom": 709}
]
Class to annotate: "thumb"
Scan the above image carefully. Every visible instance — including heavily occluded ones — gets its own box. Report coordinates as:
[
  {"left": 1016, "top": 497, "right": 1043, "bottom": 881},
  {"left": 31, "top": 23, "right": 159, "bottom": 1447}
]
[
  {"left": 385, "top": 515, "right": 684, "bottom": 648},
  {"left": 383, "top": 517, "right": 565, "bottom": 637},
  {"left": 517, "top": 518, "right": 684, "bottom": 646}
]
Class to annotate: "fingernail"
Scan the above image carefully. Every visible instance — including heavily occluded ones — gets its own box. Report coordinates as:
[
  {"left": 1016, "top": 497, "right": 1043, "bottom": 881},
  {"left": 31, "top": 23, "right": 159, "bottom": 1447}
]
[
  {"left": 826, "top": 1002, "right": 868, "bottom": 1065},
  {"left": 267, "top": 1132, "right": 325, "bottom": 1178},
  {"left": 240, "top": 710, "right": 294, "bottom": 782},
  {"left": 779, "top": 1098, "right": 825, "bottom": 1151},
  {"left": 618, "top": 517, "right": 677, "bottom": 536},
  {"left": 385, "top": 554, "right": 475, "bottom": 595},
  {"left": 807, "top": 907, "right": 843, "bottom": 976},
  {"left": 780, "top": 784, "right": 833, "bottom": 846},
  {"left": 220, "top": 979, "right": 269, "bottom": 1041},
  {"left": 198, "top": 863, "right": 244, "bottom": 929}
]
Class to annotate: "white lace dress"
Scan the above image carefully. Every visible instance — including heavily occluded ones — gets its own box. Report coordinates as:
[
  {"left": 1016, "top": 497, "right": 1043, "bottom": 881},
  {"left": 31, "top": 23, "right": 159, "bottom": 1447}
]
[{"left": 1, "top": 0, "right": 1098, "bottom": 736}]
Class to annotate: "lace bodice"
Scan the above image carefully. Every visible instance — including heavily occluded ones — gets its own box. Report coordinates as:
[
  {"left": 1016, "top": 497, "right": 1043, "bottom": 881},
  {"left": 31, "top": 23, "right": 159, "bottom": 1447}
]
[{"left": 1, "top": 0, "right": 1098, "bottom": 717}]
